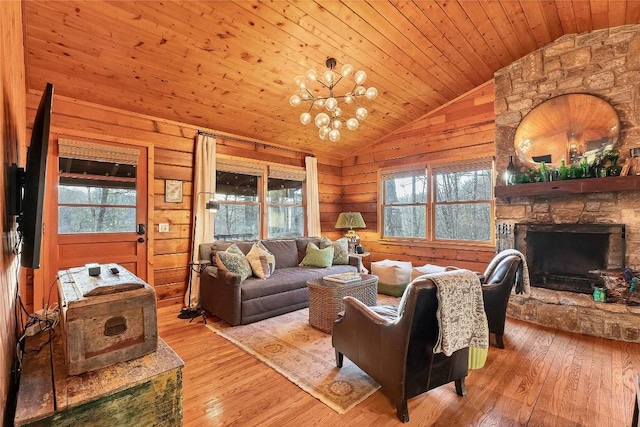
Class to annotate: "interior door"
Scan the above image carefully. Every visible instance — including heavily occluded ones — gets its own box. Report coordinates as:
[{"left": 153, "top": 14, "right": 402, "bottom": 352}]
[{"left": 47, "top": 139, "right": 148, "bottom": 297}]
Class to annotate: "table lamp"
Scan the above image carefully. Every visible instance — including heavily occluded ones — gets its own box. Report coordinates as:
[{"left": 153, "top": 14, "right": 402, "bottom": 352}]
[{"left": 335, "top": 212, "right": 366, "bottom": 252}]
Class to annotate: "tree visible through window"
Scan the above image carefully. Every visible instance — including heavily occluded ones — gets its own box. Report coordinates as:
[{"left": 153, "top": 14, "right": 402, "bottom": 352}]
[
  {"left": 382, "top": 173, "right": 427, "bottom": 238},
  {"left": 434, "top": 168, "right": 492, "bottom": 241},
  {"left": 214, "top": 171, "right": 260, "bottom": 240},
  {"left": 267, "top": 178, "right": 303, "bottom": 238},
  {"left": 58, "top": 158, "right": 137, "bottom": 234},
  {"left": 381, "top": 161, "right": 493, "bottom": 243}
]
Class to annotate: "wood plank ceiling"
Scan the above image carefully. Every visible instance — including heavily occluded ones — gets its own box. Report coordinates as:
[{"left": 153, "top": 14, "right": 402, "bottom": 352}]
[{"left": 22, "top": 1, "right": 640, "bottom": 160}]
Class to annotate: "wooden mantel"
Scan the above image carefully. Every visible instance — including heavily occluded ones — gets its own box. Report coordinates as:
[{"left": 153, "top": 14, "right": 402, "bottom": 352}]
[{"left": 495, "top": 175, "right": 640, "bottom": 198}]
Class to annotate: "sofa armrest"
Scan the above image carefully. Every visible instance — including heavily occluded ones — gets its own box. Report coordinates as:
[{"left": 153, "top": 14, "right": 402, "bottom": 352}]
[{"left": 199, "top": 265, "right": 243, "bottom": 326}]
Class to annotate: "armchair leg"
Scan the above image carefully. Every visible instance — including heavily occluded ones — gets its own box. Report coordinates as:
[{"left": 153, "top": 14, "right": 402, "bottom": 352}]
[
  {"left": 335, "top": 350, "right": 343, "bottom": 368},
  {"left": 495, "top": 334, "right": 505, "bottom": 349},
  {"left": 396, "top": 400, "right": 409, "bottom": 423},
  {"left": 455, "top": 378, "right": 467, "bottom": 396}
]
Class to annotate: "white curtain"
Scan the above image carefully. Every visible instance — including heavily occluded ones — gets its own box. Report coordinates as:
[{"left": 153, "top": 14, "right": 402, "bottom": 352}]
[
  {"left": 305, "top": 156, "right": 321, "bottom": 237},
  {"left": 184, "top": 133, "right": 217, "bottom": 309}
]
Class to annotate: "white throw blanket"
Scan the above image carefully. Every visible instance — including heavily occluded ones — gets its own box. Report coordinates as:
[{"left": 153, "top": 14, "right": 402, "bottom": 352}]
[
  {"left": 484, "top": 249, "right": 531, "bottom": 294},
  {"left": 426, "top": 269, "right": 488, "bottom": 356}
]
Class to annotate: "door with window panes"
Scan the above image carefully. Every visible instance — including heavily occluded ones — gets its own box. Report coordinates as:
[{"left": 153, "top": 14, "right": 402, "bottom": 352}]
[{"left": 51, "top": 139, "right": 148, "bottom": 282}]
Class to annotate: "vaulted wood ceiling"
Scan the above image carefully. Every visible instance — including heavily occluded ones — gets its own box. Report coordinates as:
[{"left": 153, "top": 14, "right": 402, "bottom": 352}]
[{"left": 23, "top": 1, "right": 640, "bottom": 160}]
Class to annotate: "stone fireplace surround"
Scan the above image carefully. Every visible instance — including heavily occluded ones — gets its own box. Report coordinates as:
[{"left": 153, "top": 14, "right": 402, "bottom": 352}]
[{"left": 494, "top": 24, "right": 640, "bottom": 343}]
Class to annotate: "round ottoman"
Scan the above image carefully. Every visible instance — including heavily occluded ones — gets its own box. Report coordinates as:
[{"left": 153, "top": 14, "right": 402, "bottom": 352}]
[{"left": 371, "top": 259, "right": 412, "bottom": 296}]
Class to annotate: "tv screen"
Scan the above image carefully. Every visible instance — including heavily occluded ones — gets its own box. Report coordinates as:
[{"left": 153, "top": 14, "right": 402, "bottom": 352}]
[{"left": 19, "top": 83, "right": 53, "bottom": 269}]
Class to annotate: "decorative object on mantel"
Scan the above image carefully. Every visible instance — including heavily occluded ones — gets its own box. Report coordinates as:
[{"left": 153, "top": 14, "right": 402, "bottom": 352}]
[
  {"left": 164, "top": 179, "right": 183, "bottom": 203},
  {"left": 503, "top": 146, "right": 629, "bottom": 186},
  {"left": 289, "top": 57, "right": 378, "bottom": 142}
]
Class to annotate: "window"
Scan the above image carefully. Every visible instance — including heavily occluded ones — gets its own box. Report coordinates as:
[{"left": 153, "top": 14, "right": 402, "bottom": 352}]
[
  {"left": 267, "top": 178, "right": 304, "bottom": 238},
  {"left": 433, "top": 165, "right": 492, "bottom": 242},
  {"left": 381, "top": 160, "right": 493, "bottom": 244},
  {"left": 213, "top": 159, "right": 306, "bottom": 240},
  {"left": 214, "top": 171, "right": 260, "bottom": 240},
  {"left": 58, "top": 140, "right": 138, "bottom": 234},
  {"left": 382, "top": 170, "right": 427, "bottom": 238}
]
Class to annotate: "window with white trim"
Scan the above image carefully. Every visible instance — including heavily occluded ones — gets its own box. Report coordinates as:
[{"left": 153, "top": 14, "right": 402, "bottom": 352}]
[{"left": 381, "top": 160, "right": 493, "bottom": 243}]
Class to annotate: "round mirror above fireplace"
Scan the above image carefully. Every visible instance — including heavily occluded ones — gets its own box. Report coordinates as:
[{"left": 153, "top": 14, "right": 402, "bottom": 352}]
[{"left": 514, "top": 94, "right": 620, "bottom": 169}]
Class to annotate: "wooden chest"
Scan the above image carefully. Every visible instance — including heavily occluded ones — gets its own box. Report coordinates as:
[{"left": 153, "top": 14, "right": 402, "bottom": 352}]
[{"left": 57, "top": 264, "right": 157, "bottom": 375}]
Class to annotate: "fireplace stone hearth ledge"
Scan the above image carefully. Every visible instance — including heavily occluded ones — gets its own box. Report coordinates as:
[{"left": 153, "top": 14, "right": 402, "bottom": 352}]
[{"left": 507, "top": 288, "right": 640, "bottom": 343}]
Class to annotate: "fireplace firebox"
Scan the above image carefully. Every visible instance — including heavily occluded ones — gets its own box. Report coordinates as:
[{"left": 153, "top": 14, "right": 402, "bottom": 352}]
[{"left": 514, "top": 223, "right": 625, "bottom": 294}]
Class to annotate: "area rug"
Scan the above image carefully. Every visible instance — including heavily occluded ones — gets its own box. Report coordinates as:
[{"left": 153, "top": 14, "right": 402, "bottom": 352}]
[{"left": 206, "top": 305, "right": 391, "bottom": 414}]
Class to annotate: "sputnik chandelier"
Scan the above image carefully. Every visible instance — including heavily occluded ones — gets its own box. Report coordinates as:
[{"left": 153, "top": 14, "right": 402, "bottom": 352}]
[{"left": 289, "top": 57, "right": 378, "bottom": 142}]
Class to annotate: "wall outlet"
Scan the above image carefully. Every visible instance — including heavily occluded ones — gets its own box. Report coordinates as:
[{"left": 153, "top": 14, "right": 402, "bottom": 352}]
[{"left": 158, "top": 223, "right": 170, "bottom": 233}]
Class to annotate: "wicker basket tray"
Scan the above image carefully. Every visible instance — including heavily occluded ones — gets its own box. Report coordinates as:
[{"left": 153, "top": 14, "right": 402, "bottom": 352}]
[{"left": 307, "top": 274, "right": 378, "bottom": 333}]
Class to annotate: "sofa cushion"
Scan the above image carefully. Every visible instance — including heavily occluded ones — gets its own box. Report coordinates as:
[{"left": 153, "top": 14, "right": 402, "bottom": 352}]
[
  {"left": 261, "top": 239, "right": 299, "bottom": 269},
  {"left": 299, "top": 242, "right": 334, "bottom": 268},
  {"left": 240, "top": 264, "right": 358, "bottom": 301},
  {"left": 246, "top": 242, "right": 276, "bottom": 279},
  {"left": 215, "top": 245, "right": 252, "bottom": 282},
  {"left": 295, "top": 237, "right": 322, "bottom": 263},
  {"left": 320, "top": 237, "right": 349, "bottom": 265},
  {"left": 204, "top": 240, "right": 255, "bottom": 263}
]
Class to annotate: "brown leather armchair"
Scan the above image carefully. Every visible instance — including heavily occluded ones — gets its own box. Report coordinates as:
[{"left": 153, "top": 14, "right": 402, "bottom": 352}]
[
  {"left": 332, "top": 278, "right": 469, "bottom": 423},
  {"left": 481, "top": 254, "right": 522, "bottom": 348}
]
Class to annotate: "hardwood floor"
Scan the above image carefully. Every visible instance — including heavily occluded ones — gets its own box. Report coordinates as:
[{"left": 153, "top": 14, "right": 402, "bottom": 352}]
[{"left": 158, "top": 304, "right": 640, "bottom": 426}]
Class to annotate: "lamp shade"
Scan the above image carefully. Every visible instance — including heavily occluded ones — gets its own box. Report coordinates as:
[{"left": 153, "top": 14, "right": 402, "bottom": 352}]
[{"left": 335, "top": 212, "right": 366, "bottom": 230}]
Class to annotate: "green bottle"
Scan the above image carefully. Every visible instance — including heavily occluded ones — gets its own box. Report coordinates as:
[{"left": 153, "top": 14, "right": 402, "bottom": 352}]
[
  {"left": 539, "top": 161, "right": 550, "bottom": 182},
  {"left": 558, "top": 160, "right": 568, "bottom": 180}
]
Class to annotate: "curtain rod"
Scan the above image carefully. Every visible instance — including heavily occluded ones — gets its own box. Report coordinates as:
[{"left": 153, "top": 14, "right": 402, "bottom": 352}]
[{"left": 197, "top": 130, "right": 313, "bottom": 157}]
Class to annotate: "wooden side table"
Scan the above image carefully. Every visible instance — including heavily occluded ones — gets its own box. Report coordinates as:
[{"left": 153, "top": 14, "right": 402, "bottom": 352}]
[
  {"left": 350, "top": 251, "right": 371, "bottom": 273},
  {"left": 307, "top": 274, "right": 378, "bottom": 333}
]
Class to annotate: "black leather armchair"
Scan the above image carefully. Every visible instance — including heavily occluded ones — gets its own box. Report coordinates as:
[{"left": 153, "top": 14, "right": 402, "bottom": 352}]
[
  {"left": 481, "top": 254, "right": 522, "bottom": 348},
  {"left": 332, "top": 278, "right": 469, "bottom": 423}
]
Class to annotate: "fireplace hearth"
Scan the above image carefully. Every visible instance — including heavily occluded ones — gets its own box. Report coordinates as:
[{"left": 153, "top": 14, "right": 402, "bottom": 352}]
[{"left": 514, "top": 223, "right": 625, "bottom": 295}]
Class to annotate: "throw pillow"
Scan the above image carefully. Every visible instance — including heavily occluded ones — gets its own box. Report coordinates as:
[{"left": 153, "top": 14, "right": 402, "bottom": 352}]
[
  {"left": 299, "top": 242, "right": 334, "bottom": 268},
  {"left": 215, "top": 244, "right": 252, "bottom": 282},
  {"left": 320, "top": 237, "right": 349, "bottom": 265},
  {"left": 246, "top": 242, "right": 276, "bottom": 279}
]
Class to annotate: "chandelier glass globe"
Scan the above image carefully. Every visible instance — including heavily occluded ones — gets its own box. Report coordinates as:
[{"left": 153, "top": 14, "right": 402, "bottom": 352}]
[{"left": 289, "top": 57, "right": 377, "bottom": 141}]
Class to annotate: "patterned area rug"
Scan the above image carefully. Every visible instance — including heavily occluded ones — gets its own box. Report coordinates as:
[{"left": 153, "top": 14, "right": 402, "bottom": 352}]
[{"left": 206, "top": 305, "right": 389, "bottom": 414}]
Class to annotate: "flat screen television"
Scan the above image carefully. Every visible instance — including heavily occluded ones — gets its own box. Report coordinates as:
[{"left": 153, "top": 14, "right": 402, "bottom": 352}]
[{"left": 10, "top": 83, "right": 53, "bottom": 269}]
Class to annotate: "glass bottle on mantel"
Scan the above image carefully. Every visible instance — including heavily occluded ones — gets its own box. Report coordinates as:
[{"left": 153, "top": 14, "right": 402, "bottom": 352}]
[
  {"left": 539, "top": 161, "right": 551, "bottom": 182},
  {"left": 506, "top": 156, "right": 518, "bottom": 185},
  {"left": 558, "top": 159, "right": 568, "bottom": 180}
]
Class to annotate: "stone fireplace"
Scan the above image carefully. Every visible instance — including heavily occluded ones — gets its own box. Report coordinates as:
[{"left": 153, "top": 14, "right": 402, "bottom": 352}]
[
  {"left": 493, "top": 24, "right": 640, "bottom": 343},
  {"left": 515, "top": 223, "right": 625, "bottom": 294}
]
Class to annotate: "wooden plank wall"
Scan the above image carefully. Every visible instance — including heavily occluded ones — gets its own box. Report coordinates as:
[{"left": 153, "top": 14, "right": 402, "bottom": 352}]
[
  {"left": 25, "top": 94, "right": 343, "bottom": 309},
  {"left": 1, "top": 1, "right": 27, "bottom": 422},
  {"left": 341, "top": 81, "right": 498, "bottom": 272}
]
